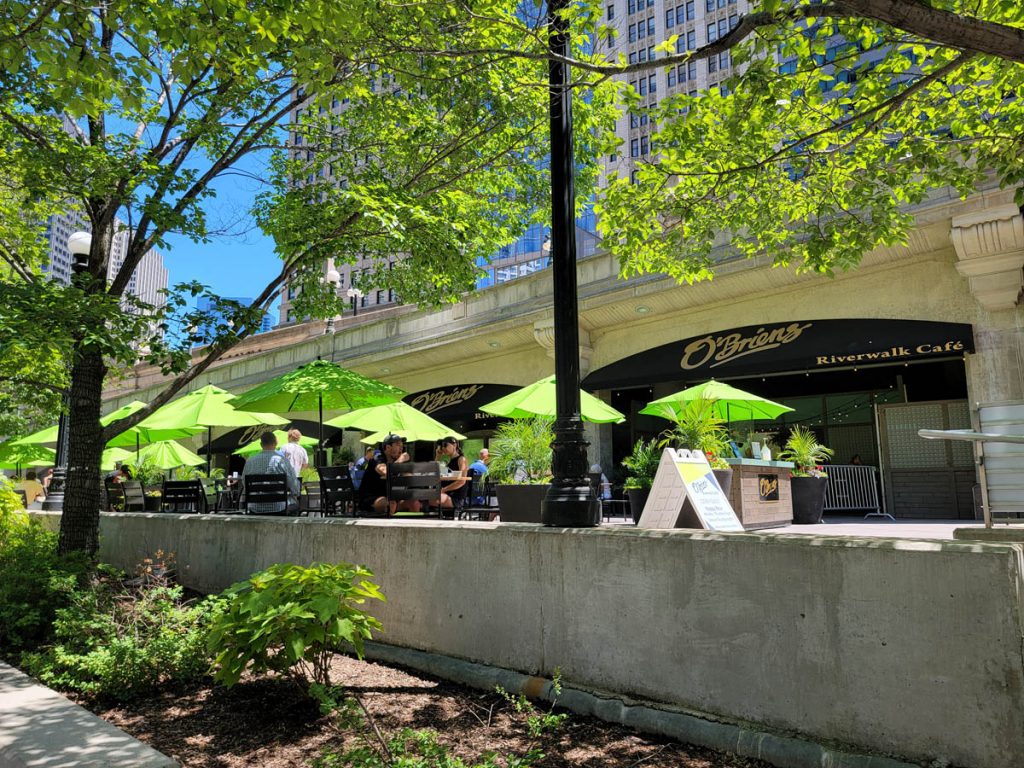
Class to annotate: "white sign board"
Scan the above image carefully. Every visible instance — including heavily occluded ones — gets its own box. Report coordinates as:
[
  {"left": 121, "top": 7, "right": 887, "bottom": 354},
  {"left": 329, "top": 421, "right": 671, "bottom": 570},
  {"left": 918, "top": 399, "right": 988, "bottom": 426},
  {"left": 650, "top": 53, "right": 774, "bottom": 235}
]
[{"left": 637, "top": 448, "right": 744, "bottom": 532}]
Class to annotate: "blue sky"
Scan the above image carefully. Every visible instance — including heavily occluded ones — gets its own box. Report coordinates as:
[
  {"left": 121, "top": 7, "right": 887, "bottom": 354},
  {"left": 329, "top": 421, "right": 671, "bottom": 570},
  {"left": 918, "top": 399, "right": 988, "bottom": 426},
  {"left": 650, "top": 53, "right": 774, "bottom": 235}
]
[{"left": 160, "top": 156, "right": 282, "bottom": 316}]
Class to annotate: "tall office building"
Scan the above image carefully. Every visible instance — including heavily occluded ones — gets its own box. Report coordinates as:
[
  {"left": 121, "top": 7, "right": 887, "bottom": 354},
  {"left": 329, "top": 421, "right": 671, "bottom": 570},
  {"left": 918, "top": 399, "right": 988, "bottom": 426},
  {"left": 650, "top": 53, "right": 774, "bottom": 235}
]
[
  {"left": 42, "top": 213, "right": 169, "bottom": 338},
  {"left": 194, "top": 296, "right": 273, "bottom": 347},
  {"left": 599, "top": 0, "right": 749, "bottom": 185}
]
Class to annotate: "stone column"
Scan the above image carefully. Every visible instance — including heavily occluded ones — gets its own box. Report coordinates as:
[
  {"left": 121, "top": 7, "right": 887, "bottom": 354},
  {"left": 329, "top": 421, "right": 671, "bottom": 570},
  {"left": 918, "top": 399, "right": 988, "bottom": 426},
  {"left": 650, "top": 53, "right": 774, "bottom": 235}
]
[{"left": 951, "top": 204, "right": 1024, "bottom": 404}]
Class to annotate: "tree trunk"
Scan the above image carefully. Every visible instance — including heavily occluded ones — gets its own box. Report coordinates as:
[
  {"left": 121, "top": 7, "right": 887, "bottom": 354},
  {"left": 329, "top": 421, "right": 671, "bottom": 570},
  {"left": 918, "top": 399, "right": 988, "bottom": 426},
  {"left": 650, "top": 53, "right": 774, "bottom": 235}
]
[{"left": 57, "top": 346, "right": 107, "bottom": 557}]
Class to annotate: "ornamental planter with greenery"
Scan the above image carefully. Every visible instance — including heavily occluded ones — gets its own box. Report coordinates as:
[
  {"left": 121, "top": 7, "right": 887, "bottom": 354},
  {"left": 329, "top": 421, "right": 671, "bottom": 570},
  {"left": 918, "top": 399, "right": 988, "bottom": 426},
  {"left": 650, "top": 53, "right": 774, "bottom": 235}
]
[
  {"left": 488, "top": 417, "right": 553, "bottom": 523},
  {"left": 659, "top": 398, "right": 734, "bottom": 498},
  {"left": 622, "top": 438, "right": 660, "bottom": 523},
  {"left": 778, "top": 426, "right": 834, "bottom": 524}
]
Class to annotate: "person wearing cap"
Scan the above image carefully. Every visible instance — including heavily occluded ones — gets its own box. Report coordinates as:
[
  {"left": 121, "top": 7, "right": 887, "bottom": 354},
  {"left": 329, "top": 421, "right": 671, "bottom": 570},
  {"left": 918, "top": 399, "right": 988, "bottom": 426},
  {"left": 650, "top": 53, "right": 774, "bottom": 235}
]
[{"left": 357, "top": 434, "right": 413, "bottom": 516}]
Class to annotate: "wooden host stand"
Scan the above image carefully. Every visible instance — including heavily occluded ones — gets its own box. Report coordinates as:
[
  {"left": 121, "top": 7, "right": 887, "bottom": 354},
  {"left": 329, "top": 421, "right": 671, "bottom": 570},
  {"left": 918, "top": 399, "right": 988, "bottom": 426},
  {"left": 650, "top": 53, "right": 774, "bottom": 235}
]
[{"left": 723, "top": 458, "right": 795, "bottom": 530}]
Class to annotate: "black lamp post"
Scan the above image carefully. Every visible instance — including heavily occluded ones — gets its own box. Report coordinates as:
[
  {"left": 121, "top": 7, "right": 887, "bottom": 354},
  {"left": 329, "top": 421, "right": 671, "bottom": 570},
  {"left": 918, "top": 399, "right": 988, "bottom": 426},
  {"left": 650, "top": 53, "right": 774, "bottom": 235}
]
[
  {"left": 541, "top": 0, "right": 600, "bottom": 527},
  {"left": 42, "top": 231, "right": 92, "bottom": 512}
]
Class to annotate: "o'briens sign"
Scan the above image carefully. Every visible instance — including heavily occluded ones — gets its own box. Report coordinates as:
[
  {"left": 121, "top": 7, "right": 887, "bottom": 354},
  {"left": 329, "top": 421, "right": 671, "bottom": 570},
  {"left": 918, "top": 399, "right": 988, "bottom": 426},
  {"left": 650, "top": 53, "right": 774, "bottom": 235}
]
[{"left": 637, "top": 448, "right": 743, "bottom": 532}]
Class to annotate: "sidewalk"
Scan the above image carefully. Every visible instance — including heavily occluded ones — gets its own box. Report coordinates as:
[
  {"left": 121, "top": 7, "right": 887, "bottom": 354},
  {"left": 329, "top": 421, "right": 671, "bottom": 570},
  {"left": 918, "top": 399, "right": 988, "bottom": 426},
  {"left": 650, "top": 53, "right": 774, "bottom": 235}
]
[{"left": 0, "top": 662, "right": 177, "bottom": 768}]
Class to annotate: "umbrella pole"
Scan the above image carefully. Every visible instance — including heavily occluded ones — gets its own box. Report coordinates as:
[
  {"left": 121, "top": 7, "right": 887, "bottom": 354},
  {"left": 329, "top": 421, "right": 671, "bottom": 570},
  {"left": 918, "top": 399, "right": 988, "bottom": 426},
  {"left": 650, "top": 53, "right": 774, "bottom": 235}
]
[
  {"left": 207, "top": 426, "right": 212, "bottom": 476},
  {"left": 318, "top": 394, "right": 324, "bottom": 468}
]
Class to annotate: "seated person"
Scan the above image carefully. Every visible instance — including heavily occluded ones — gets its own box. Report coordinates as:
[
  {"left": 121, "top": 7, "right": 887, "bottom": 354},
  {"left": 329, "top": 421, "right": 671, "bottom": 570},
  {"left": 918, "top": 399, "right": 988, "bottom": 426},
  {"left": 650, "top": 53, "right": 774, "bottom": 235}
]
[
  {"left": 437, "top": 436, "right": 468, "bottom": 514},
  {"left": 16, "top": 471, "right": 46, "bottom": 506},
  {"left": 357, "top": 434, "right": 418, "bottom": 516},
  {"left": 241, "top": 432, "right": 300, "bottom": 515}
]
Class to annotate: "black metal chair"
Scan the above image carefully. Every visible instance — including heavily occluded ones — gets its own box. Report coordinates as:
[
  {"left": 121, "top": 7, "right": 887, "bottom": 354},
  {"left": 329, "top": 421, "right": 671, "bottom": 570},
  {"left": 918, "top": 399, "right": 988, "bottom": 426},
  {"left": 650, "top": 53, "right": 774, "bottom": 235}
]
[
  {"left": 160, "top": 480, "right": 205, "bottom": 513},
  {"left": 198, "top": 478, "right": 218, "bottom": 513},
  {"left": 121, "top": 480, "right": 146, "bottom": 512},
  {"left": 387, "top": 461, "right": 441, "bottom": 517},
  {"left": 460, "top": 472, "right": 497, "bottom": 520},
  {"left": 318, "top": 466, "right": 355, "bottom": 517},
  {"left": 241, "top": 473, "right": 293, "bottom": 516}
]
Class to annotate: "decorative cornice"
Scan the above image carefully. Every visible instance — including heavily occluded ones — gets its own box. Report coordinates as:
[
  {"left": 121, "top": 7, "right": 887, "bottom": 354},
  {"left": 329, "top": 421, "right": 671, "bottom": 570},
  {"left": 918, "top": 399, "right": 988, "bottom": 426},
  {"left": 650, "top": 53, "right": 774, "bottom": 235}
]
[
  {"left": 951, "top": 203, "right": 1024, "bottom": 310},
  {"left": 533, "top": 317, "right": 593, "bottom": 378}
]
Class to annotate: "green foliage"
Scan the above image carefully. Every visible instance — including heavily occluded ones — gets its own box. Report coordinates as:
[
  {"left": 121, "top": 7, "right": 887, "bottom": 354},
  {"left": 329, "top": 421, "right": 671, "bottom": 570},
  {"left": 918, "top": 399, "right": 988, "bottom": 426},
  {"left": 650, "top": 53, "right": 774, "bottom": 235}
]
[
  {"left": 596, "top": 2, "right": 1024, "bottom": 282},
  {"left": 0, "top": 481, "right": 86, "bottom": 658},
  {"left": 176, "top": 465, "right": 225, "bottom": 481},
  {"left": 125, "top": 455, "right": 164, "bottom": 487},
  {"left": 21, "top": 564, "right": 221, "bottom": 701},
  {"left": 622, "top": 438, "right": 660, "bottom": 490},
  {"left": 657, "top": 399, "right": 731, "bottom": 468},
  {"left": 207, "top": 562, "right": 385, "bottom": 690},
  {"left": 778, "top": 426, "right": 834, "bottom": 476},
  {"left": 487, "top": 417, "right": 554, "bottom": 485}
]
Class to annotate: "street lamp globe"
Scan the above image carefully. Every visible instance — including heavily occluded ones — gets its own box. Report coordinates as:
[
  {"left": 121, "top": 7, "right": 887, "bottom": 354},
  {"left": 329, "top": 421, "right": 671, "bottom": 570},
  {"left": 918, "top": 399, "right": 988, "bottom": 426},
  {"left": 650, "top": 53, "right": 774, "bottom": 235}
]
[
  {"left": 67, "top": 231, "right": 92, "bottom": 273},
  {"left": 325, "top": 267, "right": 341, "bottom": 286}
]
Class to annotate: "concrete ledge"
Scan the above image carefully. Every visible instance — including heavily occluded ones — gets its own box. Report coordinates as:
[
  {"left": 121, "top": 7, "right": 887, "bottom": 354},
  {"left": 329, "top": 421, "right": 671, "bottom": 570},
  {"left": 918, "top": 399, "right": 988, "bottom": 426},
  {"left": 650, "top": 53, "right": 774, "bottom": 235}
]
[
  {"left": 29, "top": 511, "right": 1024, "bottom": 768},
  {"left": 0, "top": 662, "right": 177, "bottom": 768},
  {"left": 954, "top": 526, "right": 1024, "bottom": 542},
  {"left": 365, "top": 642, "right": 915, "bottom": 768}
]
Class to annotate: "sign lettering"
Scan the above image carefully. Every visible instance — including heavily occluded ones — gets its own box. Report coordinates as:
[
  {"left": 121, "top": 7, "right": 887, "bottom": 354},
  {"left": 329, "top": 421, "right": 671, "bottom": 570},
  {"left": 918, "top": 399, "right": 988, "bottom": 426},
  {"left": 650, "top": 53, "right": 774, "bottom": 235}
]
[
  {"left": 409, "top": 384, "right": 484, "bottom": 414},
  {"left": 680, "top": 323, "right": 813, "bottom": 370},
  {"left": 758, "top": 474, "right": 780, "bottom": 502}
]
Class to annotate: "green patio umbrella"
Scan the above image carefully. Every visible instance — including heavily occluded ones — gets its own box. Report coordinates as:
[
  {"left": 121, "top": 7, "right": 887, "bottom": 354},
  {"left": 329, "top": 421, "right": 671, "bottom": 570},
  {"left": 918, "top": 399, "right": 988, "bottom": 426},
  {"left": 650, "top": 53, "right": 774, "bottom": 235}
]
[
  {"left": 12, "top": 401, "right": 197, "bottom": 452},
  {"left": 479, "top": 375, "right": 626, "bottom": 424},
  {"left": 0, "top": 442, "right": 55, "bottom": 471},
  {"left": 233, "top": 430, "right": 318, "bottom": 457},
  {"left": 230, "top": 359, "right": 406, "bottom": 459},
  {"left": 327, "top": 401, "right": 465, "bottom": 444},
  {"left": 131, "top": 385, "right": 286, "bottom": 473},
  {"left": 639, "top": 380, "right": 794, "bottom": 423},
  {"left": 100, "top": 447, "right": 134, "bottom": 472},
  {"left": 134, "top": 440, "right": 205, "bottom": 470}
]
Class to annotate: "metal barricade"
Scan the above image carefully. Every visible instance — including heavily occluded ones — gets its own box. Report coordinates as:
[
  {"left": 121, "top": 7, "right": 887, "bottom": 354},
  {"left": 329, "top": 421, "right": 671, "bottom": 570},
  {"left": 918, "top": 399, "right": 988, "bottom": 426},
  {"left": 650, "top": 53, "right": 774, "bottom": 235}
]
[{"left": 823, "top": 464, "right": 888, "bottom": 519}]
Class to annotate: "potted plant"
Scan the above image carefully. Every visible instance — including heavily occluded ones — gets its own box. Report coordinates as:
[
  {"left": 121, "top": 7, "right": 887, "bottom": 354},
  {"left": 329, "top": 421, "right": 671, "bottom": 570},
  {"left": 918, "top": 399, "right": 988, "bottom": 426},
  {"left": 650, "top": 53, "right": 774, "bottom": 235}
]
[
  {"left": 622, "top": 438, "right": 660, "bottom": 523},
  {"left": 488, "top": 417, "right": 553, "bottom": 523},
  {"left": 778, "top": 425, "right": 834, "bottom": 524},
  {"left": 125, "top": 456, "right": 164, "bottom": 511},
  {"left": 659, "top": 399, "right": 734, "bottom": 497}
]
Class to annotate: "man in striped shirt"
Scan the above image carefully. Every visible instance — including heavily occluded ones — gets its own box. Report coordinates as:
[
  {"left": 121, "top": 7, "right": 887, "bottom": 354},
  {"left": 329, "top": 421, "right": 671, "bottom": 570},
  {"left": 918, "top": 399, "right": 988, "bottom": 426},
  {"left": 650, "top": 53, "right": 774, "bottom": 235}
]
[{"left": 241, "top": 432, "right": 300, "bottom": 515}]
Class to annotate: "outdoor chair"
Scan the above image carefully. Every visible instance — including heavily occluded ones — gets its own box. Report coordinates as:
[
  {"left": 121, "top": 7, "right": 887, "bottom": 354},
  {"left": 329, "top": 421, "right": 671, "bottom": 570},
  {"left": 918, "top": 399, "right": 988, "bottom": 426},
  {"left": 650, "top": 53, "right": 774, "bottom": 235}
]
[
  {"left": 460, "top": 473, "right": 497, "bottom": 520},
  {"left": 198, "top": 477, "right": 218, "bottom": 512},
  {"left": 301, "top": 480, "right": 322, "bottom": 515},
  {"left": 318, "top": 466, "right": 355, "bottom": 517},
  {"left": 241, "top": 473, "right": 294, "bottom": 516},
  {"left": 387, "top": 461, "right": 441, "bottom": 517},
  {"left": 121, "top": 480, "right": 146, "bottom": 512},
  {"left": 103, "top": 477, "right": 123, "bottom": 511},
  {"left": 160, "top": 480, "right": 206, "bottom": 513}
]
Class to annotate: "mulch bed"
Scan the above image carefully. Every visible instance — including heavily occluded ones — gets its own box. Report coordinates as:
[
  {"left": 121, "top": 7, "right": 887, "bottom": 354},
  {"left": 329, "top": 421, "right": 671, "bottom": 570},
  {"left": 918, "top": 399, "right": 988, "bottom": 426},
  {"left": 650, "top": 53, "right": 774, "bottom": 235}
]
[{"left": 85, "top": 654, "right": 771, "bottom": 768}]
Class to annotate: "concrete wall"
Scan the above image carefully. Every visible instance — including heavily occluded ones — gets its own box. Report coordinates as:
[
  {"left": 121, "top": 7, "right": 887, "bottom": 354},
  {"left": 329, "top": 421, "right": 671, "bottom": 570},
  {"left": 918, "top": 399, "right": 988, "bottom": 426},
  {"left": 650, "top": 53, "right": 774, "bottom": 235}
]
[{"left": 34, "top": 512, "right": 1024, "bottom": 768}]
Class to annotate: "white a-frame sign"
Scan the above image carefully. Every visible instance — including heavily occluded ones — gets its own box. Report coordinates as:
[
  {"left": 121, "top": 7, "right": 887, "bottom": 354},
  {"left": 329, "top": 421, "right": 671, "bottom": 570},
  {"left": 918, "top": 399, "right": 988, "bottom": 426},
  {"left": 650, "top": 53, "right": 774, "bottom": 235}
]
[{"left": 637, "top": 448, "right": 744, "bottom": 531}]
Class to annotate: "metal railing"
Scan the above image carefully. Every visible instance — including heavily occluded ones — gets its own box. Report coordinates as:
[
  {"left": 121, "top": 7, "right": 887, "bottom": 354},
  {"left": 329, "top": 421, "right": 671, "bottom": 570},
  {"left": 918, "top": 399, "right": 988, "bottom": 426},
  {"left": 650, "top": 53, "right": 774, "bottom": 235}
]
[{"left": 823, "top": 464, "right": 888, "bottom": 519}]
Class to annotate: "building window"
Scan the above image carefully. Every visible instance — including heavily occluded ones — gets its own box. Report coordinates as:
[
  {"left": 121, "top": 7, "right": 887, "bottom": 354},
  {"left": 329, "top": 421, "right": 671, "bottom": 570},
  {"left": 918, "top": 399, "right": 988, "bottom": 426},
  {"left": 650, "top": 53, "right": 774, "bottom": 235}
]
[
  {"left": 628, "top": 0, "right": 635, "bottom": 13},
  {"left": 647, "top": 45, "right": 655, "bottom": 60},
  {"left": 638, "top": 48, "right": 647, "bottom": 63},
  {"left": 705, "top": 0, "right": 714, "bottom": 11},
  {"left": 667, "top": 67, "right": 676, "bottom": 87},
  {"left": 629, "top": 51, "right": 637, "bottom": 64},
  {"left": 707, "top": 22, "right": 717, "bottom": 42},
  {"left": 609, "top": 152, "right": 617, "bottom": 162},
  {"left": 376, "top": 290, "right": 384, "bottom": 305},
  {"left": 638, "top": 78, "right": 646, "bottom": 95},
  {"left": 637, "top": 19, "right": 645, "bottom": 38},
  {"left": 286, "top": 309, "right": 296, "bottom": 322},
  {"left": 717, "top": 0, "right": 726, "bottom": 7},
  {"left": 640, "top": 135, "right": 649, "bottom": 155},
  {"left": 708, "top": 56, "right": 717, "bottom": 73},
  {"left": 718, "top": 17, "right": 728, "bottom": 37},
  {"left": 685, "top": 0, "right": 695, "bottom": 20},
  {"left": 607, "top": 3, "right": 615, "bottom": 19},
  {"left": 628, "top": 23, "right": 636, "bottom": 42},
  {"left": 720, "top": 50, "right": 729, "bottom": 68},
  {"left": 677, "top": 63, "right": 686, "bottom": 83},
  {"left": 729, "top": 13, "right": 738, "bottom": 29},
  {"left": 688, "top": 60, "right": 697, "bottom": 79},
  {"left": 630, "top": 138, "right": 639, "bottom": 157},
  {"left": 647, "top": 17, "right": 655, "bottom": 36},
  {"left": 630, "top": 111, "right": 639, "bottom": 128},
  {"left": 607, "top": 30, "right": 615, "bottom": 46},
  {"left": 640, "top": 112, "right": 648, "bottom": 126},
  {"left": 675, "top": 36, "right": 685, "bottom": 53},
  {"left": 630, "top": 169, "right": 639, "bottom": 184},
  {"left": 648, "top": 74, "right": 656, "bottom": 93},
  {"left": 666, "top": 7, "right": 674, "bottom": 27}
]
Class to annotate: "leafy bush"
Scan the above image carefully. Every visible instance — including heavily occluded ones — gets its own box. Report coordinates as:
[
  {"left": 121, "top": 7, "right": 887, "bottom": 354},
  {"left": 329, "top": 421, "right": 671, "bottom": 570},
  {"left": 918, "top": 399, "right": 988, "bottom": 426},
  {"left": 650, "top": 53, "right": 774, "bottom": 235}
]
[
  {"left": 207, "top": 562, "right": 385, "bottom": 690},
  {"left": 658, "top": 398, "right": 731, "bottom": 468},
  {"left": 779, "top": 425, "right": 834, "bottom": 476},
  {"left": 622, "top": 438, "right": 661, "bottom": 490},
  {"left": 0, "top": 480, "right": 86, "bottom": 658},
  {"left": 488, "top": 417, "right": 553, "bottom": 484},
  {"left": 21, "top": 561, "right": 220, "bottom": 701}
]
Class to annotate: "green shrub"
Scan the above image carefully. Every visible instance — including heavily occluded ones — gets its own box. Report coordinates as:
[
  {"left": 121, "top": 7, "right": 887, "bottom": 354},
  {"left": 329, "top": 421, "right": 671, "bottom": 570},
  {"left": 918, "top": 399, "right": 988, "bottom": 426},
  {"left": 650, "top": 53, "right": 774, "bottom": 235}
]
[
  {"left": 207, "top": 562, "right": 385, "bottom": 690},
  {"left": 21, "top": 564, "right": 221, "bottom": 701},
  {"left": 0, "top": 480, "right": 86, "bottom": 658}
]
